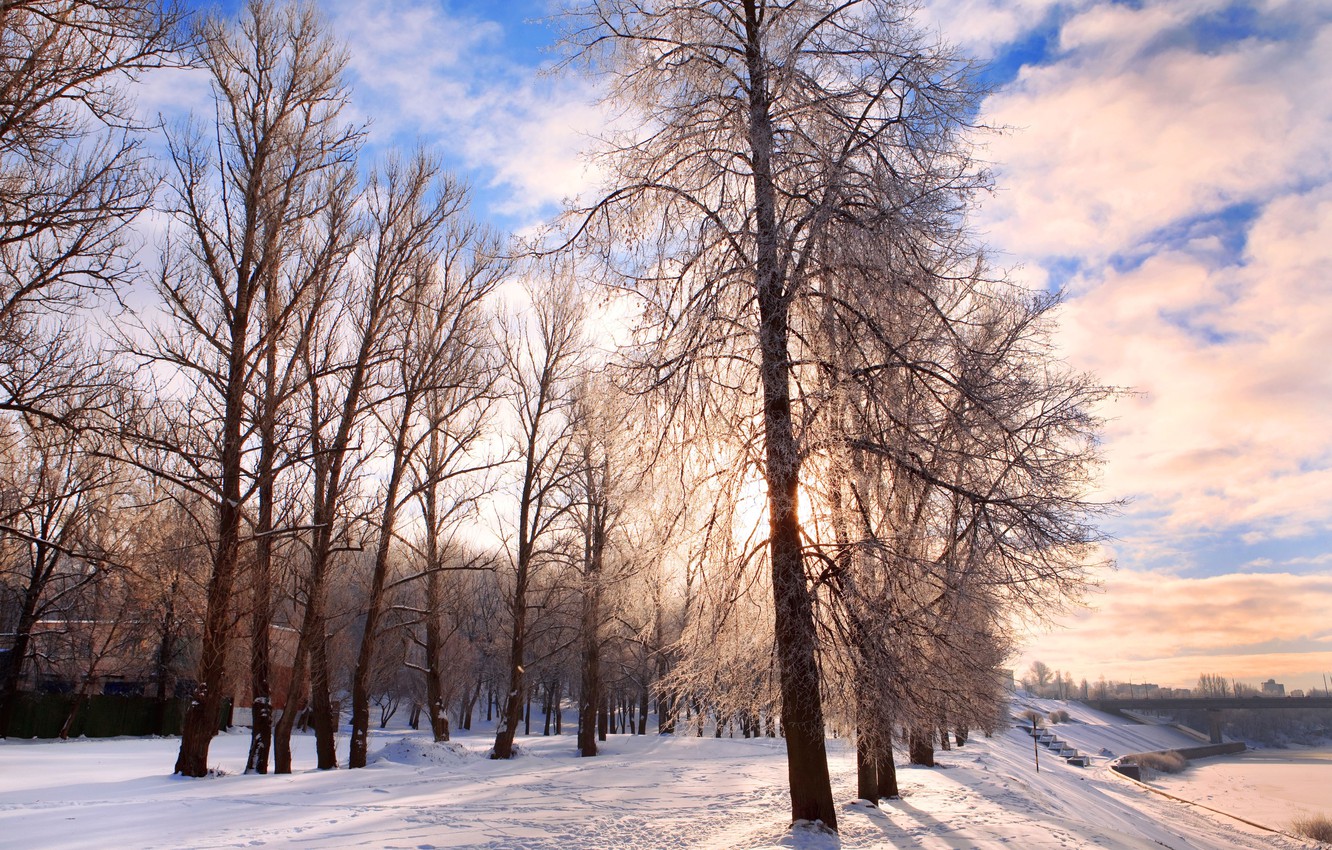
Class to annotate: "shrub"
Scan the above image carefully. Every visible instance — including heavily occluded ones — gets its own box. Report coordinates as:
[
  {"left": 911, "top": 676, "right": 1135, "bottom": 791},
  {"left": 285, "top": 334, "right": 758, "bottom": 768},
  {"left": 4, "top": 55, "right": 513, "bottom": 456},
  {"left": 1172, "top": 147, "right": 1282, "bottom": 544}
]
[
  {"left": 1048, "top": 709, "right": 1070, "bottom": 724},
  {"left": 1020, "top": 709, "right": 1044, "bottom": 729},
  {"left": 1292, "top": 813, "right": 1332, "bottom": 844},
  {"left": 1126, "top": 751, "right": 1188, "bottom": 776}
]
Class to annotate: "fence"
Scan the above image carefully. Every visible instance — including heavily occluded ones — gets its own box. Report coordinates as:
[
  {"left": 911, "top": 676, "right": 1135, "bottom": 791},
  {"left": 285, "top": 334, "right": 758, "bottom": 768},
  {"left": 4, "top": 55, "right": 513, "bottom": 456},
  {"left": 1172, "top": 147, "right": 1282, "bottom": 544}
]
[{"left": 4, "top": 693, "right": 232, "bottom": 739}]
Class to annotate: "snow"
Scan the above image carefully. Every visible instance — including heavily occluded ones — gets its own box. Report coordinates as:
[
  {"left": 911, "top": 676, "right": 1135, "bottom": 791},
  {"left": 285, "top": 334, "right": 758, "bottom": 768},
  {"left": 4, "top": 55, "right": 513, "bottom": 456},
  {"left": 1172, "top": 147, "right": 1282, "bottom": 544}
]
[
  {"left": 1151, "top": 747, "right": 1332, "bottom": 830},
  {"left": 0, "top": 701, "right": 1322, "bottom": 849}
]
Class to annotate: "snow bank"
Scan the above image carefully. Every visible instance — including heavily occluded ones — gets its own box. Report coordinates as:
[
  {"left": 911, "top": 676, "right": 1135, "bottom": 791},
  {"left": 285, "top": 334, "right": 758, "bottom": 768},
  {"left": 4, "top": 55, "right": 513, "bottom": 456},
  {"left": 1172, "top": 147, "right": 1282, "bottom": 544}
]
[{"left": 370, "top": 737, "right": 471, "bottom": 767}]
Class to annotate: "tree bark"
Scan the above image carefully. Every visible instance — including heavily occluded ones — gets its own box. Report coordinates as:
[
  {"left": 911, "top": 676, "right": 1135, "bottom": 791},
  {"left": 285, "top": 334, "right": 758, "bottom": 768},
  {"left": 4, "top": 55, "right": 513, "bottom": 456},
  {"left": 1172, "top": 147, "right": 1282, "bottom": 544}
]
[
  {"left": 743, "top": 0, "right": 836, "bottom": 830},
  {"left": 637, "top": 687, "right": 648, "bottom": 736},
  {"left": 423, "top": 546, "right": 451, "bottom": 741},
  {"left": 875, "top": 734, "right": 899, "bottom": 800},
  {"left": 0, "top": 569, "right": 44, "bottom": 737},
  {"left": 246, "top": 284, "right": 283, "bottom": 776},
  {"left": 577, "top": 508, "right": 604, "bottom": 756},
  {"left": 175, "top": 298, "right": 250, "bottom": 776},
  {"left": 491, "top": 578, "right": 527, "bottom": 758},
  {"left": 856, "top": 732, "right": 877, "bottom": 803},
  {"left": 349, "top": 416, "right": 412, "bottom": 768},
  {"left": 909, "top": 729, "right": 935, "bottom": 766}
]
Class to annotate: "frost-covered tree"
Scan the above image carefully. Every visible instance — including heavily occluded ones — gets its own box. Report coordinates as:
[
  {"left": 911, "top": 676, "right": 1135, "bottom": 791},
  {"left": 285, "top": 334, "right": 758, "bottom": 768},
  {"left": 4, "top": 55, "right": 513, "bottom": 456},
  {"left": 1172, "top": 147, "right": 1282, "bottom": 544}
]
[{"left": 561, "top": 0, "right": 998, "bottom": 827}]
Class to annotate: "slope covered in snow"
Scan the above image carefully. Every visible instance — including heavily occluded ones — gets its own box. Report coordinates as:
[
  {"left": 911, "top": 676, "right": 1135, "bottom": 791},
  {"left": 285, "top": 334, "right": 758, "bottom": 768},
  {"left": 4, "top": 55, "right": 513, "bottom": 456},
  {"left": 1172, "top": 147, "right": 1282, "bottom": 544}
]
[
  {"left": 0, "top": 701, "right": 1318, "bottom": 849},
  {"left": 1013, "top": 695, "right": 1206, "bottom": 757}
]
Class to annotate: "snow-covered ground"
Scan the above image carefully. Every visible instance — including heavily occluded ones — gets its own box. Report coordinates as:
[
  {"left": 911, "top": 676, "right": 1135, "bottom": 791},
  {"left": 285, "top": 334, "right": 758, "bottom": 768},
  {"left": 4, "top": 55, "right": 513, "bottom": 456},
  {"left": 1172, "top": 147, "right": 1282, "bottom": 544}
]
[
  {"left": 1151, "top": 747, "right": 1332, "bottom": 831},
  {"left": 0, "top": 700, "right": 1321, "bottom": 849}
]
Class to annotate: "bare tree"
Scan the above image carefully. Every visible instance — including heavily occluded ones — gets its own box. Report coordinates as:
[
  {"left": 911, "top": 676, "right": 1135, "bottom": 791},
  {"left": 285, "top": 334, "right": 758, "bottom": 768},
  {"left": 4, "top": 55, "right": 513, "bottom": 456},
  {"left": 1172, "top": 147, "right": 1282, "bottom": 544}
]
[
  {"left": 138, "top": 0, "right": 360, "bottom": 776},
  {"left": 406, "top": 224, "right": 507, "bottom": 746},
  {"left": 0, "top": 418, "right": 123, "bottom": 735},
  {"left": 272, "top": 151, "right": 453, "bottom": 773},
  {"left": 569, "top": 381, "right": 616, "bottom": 758},
  {"left": 130, "top": 487, "right": 208, "bottom": 734},
  {"left": 345, "top": 160, "right": 505, "bottom": 769},
  {"left": 491, "top": 278, "right": 584, "bottom": 760},
  {"left": 805, "top": 235, "right": 1108, "bottom": 785},
  {"left": 1, "top": 3, "right": 181, "bottom": 720},
  {"left": 559, "top": 1, "right": 1114, "bottom": 825},
  {"left": 0, "top": 0, "right": 182, "bottom": 422},
  {"left": 1195, "top": 673, "right": 1230, "bottom": 698}
]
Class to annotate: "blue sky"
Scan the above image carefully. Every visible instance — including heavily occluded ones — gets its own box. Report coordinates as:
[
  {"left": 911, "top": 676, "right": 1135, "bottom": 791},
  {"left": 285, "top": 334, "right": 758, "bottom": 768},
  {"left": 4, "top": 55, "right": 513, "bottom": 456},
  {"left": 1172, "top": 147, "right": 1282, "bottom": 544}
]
[{"left": 163, "top": 0, "right": 1332, "bottom": 691}]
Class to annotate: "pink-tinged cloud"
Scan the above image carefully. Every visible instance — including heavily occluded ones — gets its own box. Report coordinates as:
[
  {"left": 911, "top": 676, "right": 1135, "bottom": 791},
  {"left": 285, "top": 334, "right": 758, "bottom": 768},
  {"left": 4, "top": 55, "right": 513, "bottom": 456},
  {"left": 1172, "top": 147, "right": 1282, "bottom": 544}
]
[
  {"left": 1020, "top": 569, "right": 1332, "bottom": 691},
  {"left": 1055, "top": 183, "right": 1332, "bottom": 537}
]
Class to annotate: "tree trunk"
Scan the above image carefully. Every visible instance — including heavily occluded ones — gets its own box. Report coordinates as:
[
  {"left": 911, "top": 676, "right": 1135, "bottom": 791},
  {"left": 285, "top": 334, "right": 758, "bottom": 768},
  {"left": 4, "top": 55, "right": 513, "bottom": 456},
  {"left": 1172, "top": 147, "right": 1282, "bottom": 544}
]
[
  {"left": 307, "top": 629, "right": 338, "bottom": 769},
  {"left": 856, "top": 732, "right": 877, "bottom": 803},
  {"left": 461, "top": 677, "right": 479, "bottom": 731},
  {"left": 273, "top": 644, "right": 308, "bottom": 775},
  {"left": 637, "top": 687, "right": 648, "bottom": 736},
  {"left": 245, "top": 513, "right": 274, "bottom": 775},
  {"left": 875, "top": 736, "right": 899, "bottom": 800},
  {"left": 542, "top": 683, "right": 553, "bottom": 736},
  {"left": 59, "top": 686, "right": 90, "bottom": 741},
  {"left": 659, "top": 690, "right": 675, "bottom": 735},
  {"left": 855, "top": 683, "right": 879, "bottom": 801},
  {"left": 175, "top": 332, "right": 248, "bottom": 776},
  {"left": 0, "top": 579, "right": 43, "bottom": 737},
  {"left": 349, "top": 419, "right": 412, "bottom": 769},
  {"left": 422, "top": 431, "right": 450, "bottom": 744},
  {"left": 909, "top": 729, "right": 935, "bottom": 767},
  {"left": 524, "top": 687, "right": 532, "bottom": 736},
  {"left": 554, "top": 680, "right": 562, "bottom": 734},
  {"left": 246, "top": 299, "right": 281, "bottom": 776},
  {"left": 491, "top": 569, "right": 528, "bottom": 759},
  {"left": 743, "top": 1, "right": 835, "bottom": 827},
  {"left": 423, "top": 555, "right": 451, "bottom": 742},
  {"left": 577, "top": 578, "right": 601, "bottom": 756}
]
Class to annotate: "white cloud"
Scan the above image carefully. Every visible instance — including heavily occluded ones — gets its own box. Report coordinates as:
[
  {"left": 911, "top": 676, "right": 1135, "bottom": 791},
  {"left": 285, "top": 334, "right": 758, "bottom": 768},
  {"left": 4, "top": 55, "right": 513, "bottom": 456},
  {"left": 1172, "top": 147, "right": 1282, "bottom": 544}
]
[
  {"left": 1242, "top": 553, "right": 1332, "bottom": 570},
  {"left": 917, "top": 0, "right": 1079, "bottom": 57},
  {"left": 326, "top": 0, "right": 610, "bottom": 223},
  {"left": 134, "top": 66, "right": 214, "bottom": 131},
  {"left": 969, "top": 1, "right": 1332, "bottom": 547},
  {"left": 982, "top": 13, "right": 1332, "bottom": 263}
]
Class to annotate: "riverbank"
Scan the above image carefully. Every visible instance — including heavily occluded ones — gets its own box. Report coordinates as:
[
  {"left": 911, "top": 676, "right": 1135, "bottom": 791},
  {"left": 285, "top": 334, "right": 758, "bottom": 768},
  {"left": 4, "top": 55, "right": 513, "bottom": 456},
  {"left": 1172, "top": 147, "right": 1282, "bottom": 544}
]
[{"left": 1150, "top": 746, "right": 1332, "bottom": 832}]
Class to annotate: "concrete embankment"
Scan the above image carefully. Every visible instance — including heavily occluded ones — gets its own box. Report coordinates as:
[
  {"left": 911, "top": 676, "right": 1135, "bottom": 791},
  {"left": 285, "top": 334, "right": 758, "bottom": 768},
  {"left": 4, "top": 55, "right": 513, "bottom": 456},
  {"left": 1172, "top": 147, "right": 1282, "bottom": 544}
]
[{"left": 1111, "top": 742, "right": 1246, "bottom": 780}]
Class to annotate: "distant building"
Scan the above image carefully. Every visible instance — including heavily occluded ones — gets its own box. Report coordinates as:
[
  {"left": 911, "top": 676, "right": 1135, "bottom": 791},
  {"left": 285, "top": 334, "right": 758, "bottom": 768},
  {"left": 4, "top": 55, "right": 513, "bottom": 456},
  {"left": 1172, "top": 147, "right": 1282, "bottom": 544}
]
[
  {"left": 1261, "top": 678, "right": 1285, "bottom": 697},
  {"left": 1290, "top": 689, "right": 1305, "bottom": 698},
  {"left": 1112, "top": 682, "right": 1161, "bottom": 699}
]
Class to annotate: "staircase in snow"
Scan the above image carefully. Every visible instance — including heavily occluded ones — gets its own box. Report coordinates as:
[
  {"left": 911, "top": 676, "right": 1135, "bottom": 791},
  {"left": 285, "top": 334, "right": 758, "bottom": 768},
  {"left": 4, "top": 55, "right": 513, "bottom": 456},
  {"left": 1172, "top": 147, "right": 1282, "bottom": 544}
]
[{"left": 1026, "top": 725, "right": 1090, "bottom": 767}]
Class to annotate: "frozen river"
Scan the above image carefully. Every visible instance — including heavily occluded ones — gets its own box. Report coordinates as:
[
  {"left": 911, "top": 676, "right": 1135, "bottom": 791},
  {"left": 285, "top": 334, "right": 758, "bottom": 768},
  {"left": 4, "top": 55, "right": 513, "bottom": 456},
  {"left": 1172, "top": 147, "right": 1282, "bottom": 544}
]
[{"left": 1150, "top": 746, "right": 1332, "bottom": 832}]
